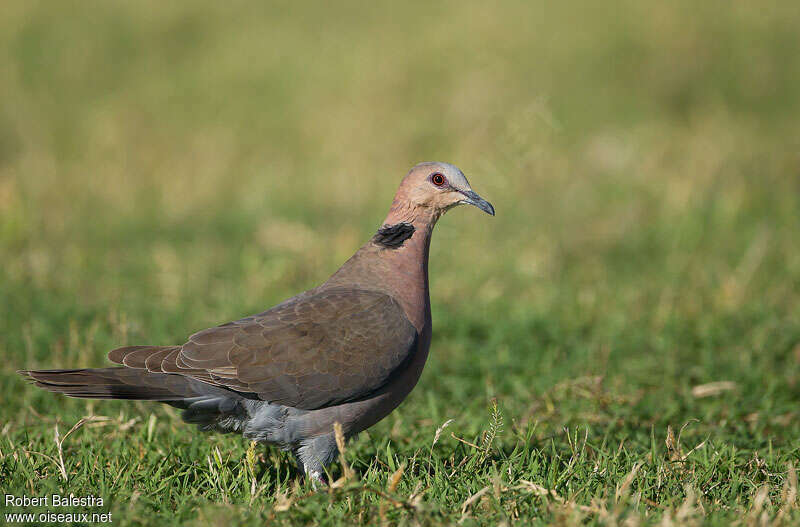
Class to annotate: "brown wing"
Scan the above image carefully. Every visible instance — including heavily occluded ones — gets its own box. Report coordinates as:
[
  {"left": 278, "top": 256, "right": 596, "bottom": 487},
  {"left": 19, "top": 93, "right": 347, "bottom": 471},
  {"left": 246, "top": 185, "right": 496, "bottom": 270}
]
[{"left": 109, "top": 288, "right": 418, "bottom": 410}]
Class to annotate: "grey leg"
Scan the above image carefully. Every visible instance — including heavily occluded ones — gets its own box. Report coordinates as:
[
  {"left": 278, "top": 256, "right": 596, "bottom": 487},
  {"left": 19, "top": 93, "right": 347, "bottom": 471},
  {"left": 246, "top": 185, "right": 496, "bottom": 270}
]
[{"left": 294, "top": 433, "right": 338, "bottom": 486}]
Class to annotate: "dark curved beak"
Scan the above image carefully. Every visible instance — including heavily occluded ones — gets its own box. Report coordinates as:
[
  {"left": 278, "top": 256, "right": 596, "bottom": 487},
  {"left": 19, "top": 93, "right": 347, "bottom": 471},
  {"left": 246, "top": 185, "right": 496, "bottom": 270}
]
[{"left": 459, "top": 189, "right": 495, "bottom": 216}]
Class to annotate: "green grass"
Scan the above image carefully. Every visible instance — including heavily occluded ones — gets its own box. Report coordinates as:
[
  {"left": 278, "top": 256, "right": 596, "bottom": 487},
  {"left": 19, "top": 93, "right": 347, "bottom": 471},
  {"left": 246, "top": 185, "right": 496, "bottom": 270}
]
[{"left": 2, "top": 1, "right": 800, "bottom": 525}]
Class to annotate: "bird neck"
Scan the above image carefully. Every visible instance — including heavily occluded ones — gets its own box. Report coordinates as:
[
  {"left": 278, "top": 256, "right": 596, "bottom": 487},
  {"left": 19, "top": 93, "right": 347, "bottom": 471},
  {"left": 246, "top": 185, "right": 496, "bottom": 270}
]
[
  {"left": 383, "top": 196, "right": 442, "bottom": 226},
  {"left": 323, "top": 205, "right": 438, "bottom": 332},
  {"left": 373, "top": 205, "right": 438, "bottom": 330}
]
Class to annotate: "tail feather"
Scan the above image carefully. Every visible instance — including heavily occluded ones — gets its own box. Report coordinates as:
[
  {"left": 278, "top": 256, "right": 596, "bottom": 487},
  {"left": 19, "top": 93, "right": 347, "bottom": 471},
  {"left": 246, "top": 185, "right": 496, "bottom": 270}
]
[
  {"left": 19, "top": 355, "right": 261, "bottom": 436},
  {"left": 19, "top": 367, "right": 227, "bottom": 401},
  {"left": 179, "top": 396, "right": 251, "bottom": 433}
]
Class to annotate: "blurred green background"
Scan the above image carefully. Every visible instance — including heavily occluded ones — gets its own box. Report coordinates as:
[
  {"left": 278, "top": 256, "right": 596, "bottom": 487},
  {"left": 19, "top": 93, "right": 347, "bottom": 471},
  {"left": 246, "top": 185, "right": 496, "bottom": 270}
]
[{"left": 1, "top": 1, "right": 799, "bottom": 525}]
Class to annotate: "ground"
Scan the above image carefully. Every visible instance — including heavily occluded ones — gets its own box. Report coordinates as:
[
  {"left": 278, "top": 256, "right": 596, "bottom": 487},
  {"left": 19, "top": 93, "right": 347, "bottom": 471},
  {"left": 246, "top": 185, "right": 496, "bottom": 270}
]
[{"left": 1, "top": 1, "right": 800, "bottom": 525}]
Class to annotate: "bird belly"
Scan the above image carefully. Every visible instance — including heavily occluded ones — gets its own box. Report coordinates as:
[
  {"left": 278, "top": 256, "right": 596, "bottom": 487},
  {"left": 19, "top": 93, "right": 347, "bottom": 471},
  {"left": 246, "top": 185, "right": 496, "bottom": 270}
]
[{"left": 283, "top": 330, "right": 431, "bottom": 441}]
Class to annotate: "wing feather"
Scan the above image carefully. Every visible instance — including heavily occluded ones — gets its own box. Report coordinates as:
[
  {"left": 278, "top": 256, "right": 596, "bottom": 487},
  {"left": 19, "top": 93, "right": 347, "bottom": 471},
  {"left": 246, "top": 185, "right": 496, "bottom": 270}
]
[{"left": 107, "top": 288, "right": 417, "bottom": 410}]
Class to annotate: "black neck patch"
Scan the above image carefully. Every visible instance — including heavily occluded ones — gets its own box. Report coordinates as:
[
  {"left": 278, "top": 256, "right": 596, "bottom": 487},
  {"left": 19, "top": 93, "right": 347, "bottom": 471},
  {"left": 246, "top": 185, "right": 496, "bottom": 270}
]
[{"left": 373, "top": 223, "right": 415, "bottom": 248}]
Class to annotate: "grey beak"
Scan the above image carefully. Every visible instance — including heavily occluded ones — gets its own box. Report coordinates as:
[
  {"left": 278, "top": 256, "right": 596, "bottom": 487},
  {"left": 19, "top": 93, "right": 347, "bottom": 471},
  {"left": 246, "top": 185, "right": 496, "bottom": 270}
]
[{"left": 460, "top": 190, "right": 495, "bottom": 216}]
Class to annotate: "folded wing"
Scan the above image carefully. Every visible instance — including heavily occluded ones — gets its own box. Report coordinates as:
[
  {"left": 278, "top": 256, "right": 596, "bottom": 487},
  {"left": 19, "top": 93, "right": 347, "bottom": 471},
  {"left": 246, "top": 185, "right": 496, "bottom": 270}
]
[{"left": 108, "top": 288, "right": 418, "bottom": 410}]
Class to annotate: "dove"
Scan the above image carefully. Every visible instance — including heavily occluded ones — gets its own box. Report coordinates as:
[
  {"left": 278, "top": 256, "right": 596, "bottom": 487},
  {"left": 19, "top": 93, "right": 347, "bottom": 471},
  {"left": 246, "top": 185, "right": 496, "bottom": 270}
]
[{"left": 20, "top": 162, "right": 494, "bottom": 483}]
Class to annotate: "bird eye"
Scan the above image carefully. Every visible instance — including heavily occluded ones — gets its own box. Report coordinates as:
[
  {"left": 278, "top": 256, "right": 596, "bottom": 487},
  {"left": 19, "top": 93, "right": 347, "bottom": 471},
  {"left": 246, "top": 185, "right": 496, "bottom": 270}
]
[{"left": 431, "top": 173, "right": 446, "bottom": 187}]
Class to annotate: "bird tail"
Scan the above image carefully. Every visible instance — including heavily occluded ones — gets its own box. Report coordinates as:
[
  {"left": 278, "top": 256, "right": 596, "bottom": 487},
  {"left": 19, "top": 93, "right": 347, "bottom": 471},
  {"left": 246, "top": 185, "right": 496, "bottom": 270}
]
[
  {"left": 18, "top": 367, "right": 212, "bottom": 401},
  {"left": 19, "top": 368, "right": 254, "bottom": 434}
]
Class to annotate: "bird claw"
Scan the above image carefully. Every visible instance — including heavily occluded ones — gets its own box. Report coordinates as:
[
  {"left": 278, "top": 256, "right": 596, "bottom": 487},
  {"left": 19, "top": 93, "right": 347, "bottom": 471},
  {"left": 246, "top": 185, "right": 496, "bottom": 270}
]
[{"left": 308, "top": 470, "right": 328, "bottom": 490}]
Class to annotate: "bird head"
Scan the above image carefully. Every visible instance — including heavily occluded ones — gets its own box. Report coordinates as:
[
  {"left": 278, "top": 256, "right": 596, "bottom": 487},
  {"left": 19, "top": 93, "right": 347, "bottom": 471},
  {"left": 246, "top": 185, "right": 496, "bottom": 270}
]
[{"left": 393, "top": 162, "right": 495, "bottom": 219}]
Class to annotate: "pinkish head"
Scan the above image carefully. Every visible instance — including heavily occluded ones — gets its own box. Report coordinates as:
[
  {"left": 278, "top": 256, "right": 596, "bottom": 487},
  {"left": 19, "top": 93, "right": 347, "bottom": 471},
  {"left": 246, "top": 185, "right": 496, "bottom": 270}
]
[{"left": 393, "top": 162, "right": 495, "bottom": 219}]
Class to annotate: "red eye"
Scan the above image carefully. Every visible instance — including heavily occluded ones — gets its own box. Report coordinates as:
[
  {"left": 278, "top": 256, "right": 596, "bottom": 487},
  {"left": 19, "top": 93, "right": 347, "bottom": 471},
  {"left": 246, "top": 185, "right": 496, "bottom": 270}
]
[{"left": 431, "top": 173, "right": 446, "bottom": 187}]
